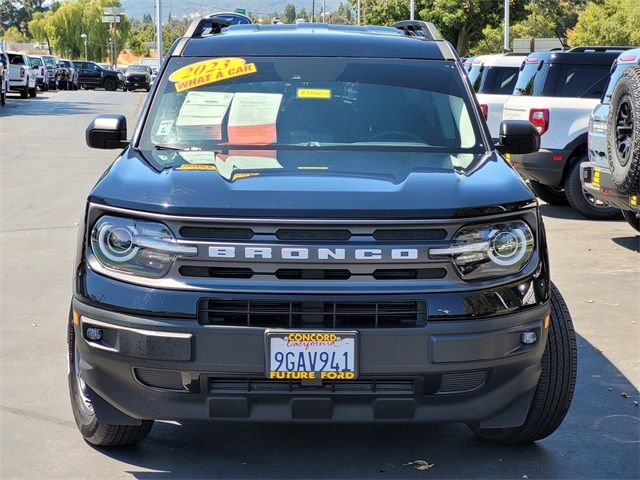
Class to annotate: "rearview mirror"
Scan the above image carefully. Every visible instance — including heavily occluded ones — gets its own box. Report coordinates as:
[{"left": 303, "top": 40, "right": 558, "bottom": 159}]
[
  {"left": 496, "top": 120, "right": 541, "bottom": 155},
  {"left": 86, "top": 114, "right": 129, "bottom": 149}
]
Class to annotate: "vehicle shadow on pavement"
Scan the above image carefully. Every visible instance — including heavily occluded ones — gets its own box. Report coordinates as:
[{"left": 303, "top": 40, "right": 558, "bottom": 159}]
[
  {"left": 94, "top": 334, "right": 639, "bottom": 480},
  {"left": 537, "top": 203, "right": 623, "bottom": 222},
  {"left": 0, "top": 97, "right": 116, "bottom": 117},
  {"left": 611, "top": 236, "right": 640, "bottom": 253}
]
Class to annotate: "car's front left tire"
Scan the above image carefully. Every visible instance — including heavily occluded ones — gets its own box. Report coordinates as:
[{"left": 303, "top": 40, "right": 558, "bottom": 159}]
[
  {"left": 68, "top": 310, "right": 153, "bottom": 447},
  {"left": 467, "top": 282, "right": 577, "bottom": 444}
]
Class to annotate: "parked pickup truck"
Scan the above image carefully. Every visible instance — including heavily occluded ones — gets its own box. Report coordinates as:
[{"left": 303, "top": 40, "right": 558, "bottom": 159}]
[
  {"left": 7, "top": 52, "right": 37, "bottom": 99},
  {"left": 503, "top": 47, "right": 630, "bottom": 219}
]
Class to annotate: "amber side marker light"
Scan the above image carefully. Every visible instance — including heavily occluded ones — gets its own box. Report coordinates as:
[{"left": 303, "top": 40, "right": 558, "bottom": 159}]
[
  {"left": 72, "top": 310, "right": 80, "bottom": 327},
  {"left": 544, "top": 314, "right": 551, "bottom": 330}
]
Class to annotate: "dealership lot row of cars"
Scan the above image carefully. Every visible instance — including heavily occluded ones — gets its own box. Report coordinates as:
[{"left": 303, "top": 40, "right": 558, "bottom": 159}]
[
  {"left": 0, "top": 50, "right": 157, "bottom": 106},
  {"left": 464, "top": 47, "right": 640, "bottom": 230}
]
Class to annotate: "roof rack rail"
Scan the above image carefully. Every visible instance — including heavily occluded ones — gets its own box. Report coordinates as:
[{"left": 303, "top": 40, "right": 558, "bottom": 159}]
[
  {"left": 568, "top": 46, "right": 634, "bottom": 53},
  {"left": 393, "top": 20, "right": 443, "bottom": 41},
  {"left": 184, "top": 16, "right": 232, "bottom": 38}
]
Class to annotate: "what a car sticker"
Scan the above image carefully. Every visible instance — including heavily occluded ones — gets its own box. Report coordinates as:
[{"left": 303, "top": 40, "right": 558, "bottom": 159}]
[
  {"left": 296, "top": 88, "right": 331, "bottom": 99},
  {"left": 155, "top": 119, "right": 174, "bottom": 136},
  {"left": 169, "top": 58, "right": 257, "bottom": 93}
]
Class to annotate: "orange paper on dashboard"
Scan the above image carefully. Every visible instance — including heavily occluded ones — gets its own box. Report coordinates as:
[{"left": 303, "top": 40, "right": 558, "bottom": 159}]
[{"left": 227, "top": 92, "right": 282, "bottom": 145}]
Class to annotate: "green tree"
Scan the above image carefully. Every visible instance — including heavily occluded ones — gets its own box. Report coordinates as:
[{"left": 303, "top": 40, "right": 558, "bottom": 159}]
[
  {"left": 298, "top": 7, "right": 308, "bottom": 21},
  {"left": 142, "top": 12, "right": 153, "bottom": 24},
  {"left": 0, "top": 0, "right": 56, "bottom": 38},
  {"left": 1, "top": 25, "right": 28, "bottom": 42},
  {"left": 283, "top": 3, "right": 296, "bottom": 23},
  {"left": 28, "top": 0, "right": 130, "bottom": 61},
  {"left": 568, "top": 0, "right": 640, "bottom": 46},
  {"left": 419, "top": 0, "right": 527, "bottom": 56}
]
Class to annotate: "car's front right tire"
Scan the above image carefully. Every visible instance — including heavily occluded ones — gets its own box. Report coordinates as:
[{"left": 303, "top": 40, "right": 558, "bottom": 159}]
[
  {"left": 467, "top": 282, "right": 577, "bottom": 444},
  {"left": 68, "top": 310, "right": 153, "bottom": 447}
]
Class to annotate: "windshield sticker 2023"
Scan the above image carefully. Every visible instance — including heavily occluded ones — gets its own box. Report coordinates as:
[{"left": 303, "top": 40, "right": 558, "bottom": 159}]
[{"left": 169, "top": 58, "right": 257, "bottom": 93}]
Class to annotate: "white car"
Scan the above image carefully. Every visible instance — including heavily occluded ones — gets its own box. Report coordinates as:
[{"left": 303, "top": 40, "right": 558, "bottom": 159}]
[
  {"left": 467, "top": 53, "right": 526, "bottom": 140},
  {"left": 502, "top": 47, "right": 627, "bottom": 219},
  {"left": 7, "top": 52, "right": 37, "bottom": 99},
  {"left": 0, "top": 51, "right": 9, "bottom": 106},
  {"left": 28, "top": 55, "right": 49, "bottom": 91}
]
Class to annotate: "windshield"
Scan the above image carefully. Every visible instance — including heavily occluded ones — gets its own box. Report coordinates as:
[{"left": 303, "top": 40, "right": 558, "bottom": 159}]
[
  {"left": 41, "top": 56, "right": 57, "bottom": 66},
  {"left": 127, "top": 65, "right": 149, "bottom": 74},
  {"left": 139, "top": 56, "right": 483, "bottom": 173},
  {"left": 59, "top": 61, "right": 71, "bottom": 68},
  {"left": 29, "top": 57, "right": 43, "bottom": 66}
]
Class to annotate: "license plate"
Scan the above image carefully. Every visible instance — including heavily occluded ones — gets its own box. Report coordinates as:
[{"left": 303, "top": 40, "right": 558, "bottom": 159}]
[{"left": 266, "top": 331, "right": 358, "bottom": 380}]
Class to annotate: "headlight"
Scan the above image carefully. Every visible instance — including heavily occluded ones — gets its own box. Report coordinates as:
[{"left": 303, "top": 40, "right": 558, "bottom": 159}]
[
  {"left": 430, "top": 220, "right": 534, "bottom": 280},
  {"left": 90, "top": 215, "right": 196, "bottom": 278}
]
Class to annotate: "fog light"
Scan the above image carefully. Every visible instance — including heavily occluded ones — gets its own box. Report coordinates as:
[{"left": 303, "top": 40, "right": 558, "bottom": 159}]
[
  {"left": 86, "top": 327, "right": 103, "bottom": 341},
  {"left": 521, "top": 331, "right": 537, "bottom": 345}
]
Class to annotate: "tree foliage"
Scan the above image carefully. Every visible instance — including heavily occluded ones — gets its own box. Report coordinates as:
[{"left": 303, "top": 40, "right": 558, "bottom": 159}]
[
  {"left": 0, "top": 0, "right": 54, "bottom": 37},
  {"left": 568, "top": 0, "right": 640, "bottom": 46},
  {"left": 283, "top": 3, "right": 296, "bottom": 23},
  {"left": 27, "top": 0, "right": 130, "bottom": 61}
]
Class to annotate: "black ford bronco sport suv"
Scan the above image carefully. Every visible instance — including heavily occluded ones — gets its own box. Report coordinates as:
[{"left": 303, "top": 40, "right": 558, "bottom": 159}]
[{"left": 69, "top": 19, "right": 577, "bottom": 447}]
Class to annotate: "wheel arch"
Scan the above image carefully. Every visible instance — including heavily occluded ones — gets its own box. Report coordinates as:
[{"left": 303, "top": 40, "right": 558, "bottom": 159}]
[{"left": 560, "top": 133, "right": 589, "bottom": 186}]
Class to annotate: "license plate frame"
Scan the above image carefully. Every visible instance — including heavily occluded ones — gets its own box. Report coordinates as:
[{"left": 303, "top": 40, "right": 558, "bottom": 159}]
[{"left": 265, "top": 330, "right": 359, "bottom": 380}]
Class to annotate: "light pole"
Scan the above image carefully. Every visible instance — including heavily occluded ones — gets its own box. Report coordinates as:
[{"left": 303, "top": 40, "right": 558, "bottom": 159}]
[
  {"left": 81, "top": 33, "right": 87, "bottom": 60},
  {"left": 503, "top": 0, "right": 510, "bottom": 52},
  {"left": 156, "top": 0, "right": 163, "bottom": 68}
]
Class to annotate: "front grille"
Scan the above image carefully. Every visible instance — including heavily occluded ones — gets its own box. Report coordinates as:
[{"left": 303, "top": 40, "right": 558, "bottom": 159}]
[
  {"left": 373, "top": 228, "right": 447, "bottom": 241},
  {"left": 179, "top": 226, "right": 254, "bottom": 240},
  {"left": 209, "top": 377, "right": 416, "bottom": 394},
  {"left": 134, "top": 368, "right": 185, "bottom": 391},
  {"left": 199, "top": 299, "right": 427, "bottom": 328},
  {"left": 274, "top": 269, "right": 351, "bottom": 280},
  {"left": 179, "top": 266, "right": 253, "bottom": 278},
  {"left": 276, "top": 229, "right": 351, "bottom": 241},
  {"left": 372, "top": 268, "right": 447, "bottom": 280}
]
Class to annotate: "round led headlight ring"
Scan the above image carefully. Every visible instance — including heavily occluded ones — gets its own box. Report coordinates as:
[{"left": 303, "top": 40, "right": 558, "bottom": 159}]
[
  {"left": 97, "top": 223, "right": 138, "bottom": 262},
  {"left": 488, "top": 228, "right": 527, "bottom": 266}
]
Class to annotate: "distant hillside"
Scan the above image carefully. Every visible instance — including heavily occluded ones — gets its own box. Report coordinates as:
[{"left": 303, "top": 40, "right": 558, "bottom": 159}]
[{"left": 120, "top": 0, "right": 345, "bottom": 20}]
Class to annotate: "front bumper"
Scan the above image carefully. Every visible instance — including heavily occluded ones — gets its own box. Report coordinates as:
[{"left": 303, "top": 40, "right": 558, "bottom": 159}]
[
  {"left": 124, "top": 79, "right": 150, "bottom": 89},
  {"left": 73, "top": 297, "right": 549, "bottom": 427},
  {"left": 580, "top": 163, "right": 640, "bottom": 213},
  {"left": 509, "top": 148, "right": 572, "bottom": 187}
]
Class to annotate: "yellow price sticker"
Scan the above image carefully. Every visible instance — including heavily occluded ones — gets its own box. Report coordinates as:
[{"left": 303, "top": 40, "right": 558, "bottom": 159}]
[
  {"left": 631, "top": 195, "right": 638, "bottom": 207},
  {"left": 176, "top": 164, "right": 217, "bottom": 171},
  {"left": 297, "top": 88, "right": 332, "bottom": 99},
  {"left": 169, "top": 58, "right": 257, "bottom": 93}
]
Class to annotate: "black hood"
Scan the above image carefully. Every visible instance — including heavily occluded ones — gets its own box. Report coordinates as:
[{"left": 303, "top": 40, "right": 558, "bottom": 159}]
[{"left": 89, "top": 148, "right": 535, "bottom": 219}]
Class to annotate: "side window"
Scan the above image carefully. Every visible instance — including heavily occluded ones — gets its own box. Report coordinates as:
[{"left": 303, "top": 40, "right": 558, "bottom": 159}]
[{"left": 555, "top": 65, "right": 610, "bottom": 98}]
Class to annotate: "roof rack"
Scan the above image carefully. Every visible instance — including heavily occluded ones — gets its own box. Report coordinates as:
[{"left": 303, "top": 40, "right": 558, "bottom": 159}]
[
  {"left": 568, "top": 46, "right": 635, "bottom": 53},
  {"left": 184, "top": 16, "right": 232, "bottom": 38},
  {"left": 393, "top": 20, "right": 443, "bottom": 41}
]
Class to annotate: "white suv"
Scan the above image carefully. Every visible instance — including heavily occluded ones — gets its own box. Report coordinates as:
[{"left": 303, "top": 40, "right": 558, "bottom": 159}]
[
  {"left": 467, "top": 53, "right": 526, "bottom": 140},
  {"left": 7, "top": 52, "right": 37, "bottom": 99},
  {"left": 502, "top": 47, "right": 628, "bottom": 219}
]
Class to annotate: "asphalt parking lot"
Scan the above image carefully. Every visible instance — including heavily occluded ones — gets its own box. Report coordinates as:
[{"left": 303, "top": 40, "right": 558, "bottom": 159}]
[{"left": 0, "top": 90, "right": 638, "bottom": 479}]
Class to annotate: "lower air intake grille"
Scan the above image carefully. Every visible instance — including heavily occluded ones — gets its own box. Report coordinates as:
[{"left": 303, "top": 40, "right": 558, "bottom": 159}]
[
  {"left": 199, "top": 299, "right": 427, "bottom": 328},
  {"left": 438, "top": 371, "right": 488, "bottom": 394},
  {"left": 209, "top": 377, "right": 416, "bottom": 394}
]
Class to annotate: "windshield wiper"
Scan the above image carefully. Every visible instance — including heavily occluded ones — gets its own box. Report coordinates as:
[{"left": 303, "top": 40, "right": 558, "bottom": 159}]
[{"left": 153, "top": 144, "right": 202, "bottom": 152}]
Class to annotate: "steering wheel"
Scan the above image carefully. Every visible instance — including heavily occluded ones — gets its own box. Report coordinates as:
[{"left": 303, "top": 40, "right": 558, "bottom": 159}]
[{"left": 368, "top": 130, "right": 425, "bottom": 143}]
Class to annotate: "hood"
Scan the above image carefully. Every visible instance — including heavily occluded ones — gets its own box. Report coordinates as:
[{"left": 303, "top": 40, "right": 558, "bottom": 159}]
[{"left": 89, "top": 149, "right": 535, "bottom": 219}]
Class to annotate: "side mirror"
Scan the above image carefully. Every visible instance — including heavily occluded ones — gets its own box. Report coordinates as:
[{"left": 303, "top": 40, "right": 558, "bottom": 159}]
[
  {"left": 86, "top": 114, "right": 129, "bottom": 149},
  {"left": 496, "top": 120, "right": 541, "bottom": 155}
]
